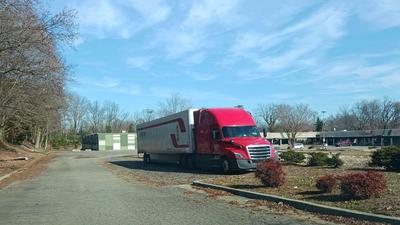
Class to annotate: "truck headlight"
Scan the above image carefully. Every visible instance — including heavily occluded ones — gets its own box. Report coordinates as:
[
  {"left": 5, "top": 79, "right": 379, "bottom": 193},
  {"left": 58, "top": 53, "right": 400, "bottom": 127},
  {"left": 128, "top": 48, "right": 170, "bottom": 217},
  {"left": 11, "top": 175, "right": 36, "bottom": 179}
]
[{"left": 234, "top": 152, "right": 244, "bottom": 159}]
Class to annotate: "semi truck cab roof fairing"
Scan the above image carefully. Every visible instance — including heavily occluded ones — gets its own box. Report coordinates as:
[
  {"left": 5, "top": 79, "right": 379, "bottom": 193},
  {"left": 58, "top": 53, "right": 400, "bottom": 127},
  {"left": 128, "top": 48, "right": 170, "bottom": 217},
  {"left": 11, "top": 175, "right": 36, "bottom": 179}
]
[{"left": 202, "top": 108, "right": 255, "bottom": 127}]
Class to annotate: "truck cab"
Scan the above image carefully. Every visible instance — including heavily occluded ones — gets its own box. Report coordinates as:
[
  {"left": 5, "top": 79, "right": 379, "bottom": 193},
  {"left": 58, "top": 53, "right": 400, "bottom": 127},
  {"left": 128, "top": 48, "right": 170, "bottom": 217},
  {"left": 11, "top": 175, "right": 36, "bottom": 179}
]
[{"left": 194, "top": 108, "right": 276, "bottom": 173}]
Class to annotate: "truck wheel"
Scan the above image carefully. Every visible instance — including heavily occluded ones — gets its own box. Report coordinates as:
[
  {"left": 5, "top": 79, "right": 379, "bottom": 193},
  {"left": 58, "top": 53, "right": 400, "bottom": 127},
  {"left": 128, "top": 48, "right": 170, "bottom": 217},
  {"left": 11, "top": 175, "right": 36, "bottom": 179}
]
[
  {"left": 144, "top": 153, "right": 151, "bottom": 164},
  {"left": 220, "top": 157, "right": 231, "bottom": 174}
]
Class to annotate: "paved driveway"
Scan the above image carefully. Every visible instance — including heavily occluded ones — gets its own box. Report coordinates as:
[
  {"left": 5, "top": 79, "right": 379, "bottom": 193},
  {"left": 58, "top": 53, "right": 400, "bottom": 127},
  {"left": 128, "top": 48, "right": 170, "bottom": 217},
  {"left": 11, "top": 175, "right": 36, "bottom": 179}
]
[{"left": 0, "top": 151, "right": 330, "bottom": 225}]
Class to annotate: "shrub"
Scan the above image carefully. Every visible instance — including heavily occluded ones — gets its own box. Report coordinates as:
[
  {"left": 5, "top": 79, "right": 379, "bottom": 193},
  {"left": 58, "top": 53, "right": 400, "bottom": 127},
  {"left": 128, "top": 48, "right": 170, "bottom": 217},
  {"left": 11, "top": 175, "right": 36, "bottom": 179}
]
[
  {"left": 308, "top": 152, "right": 329, "bottom": 166},
  {"left": 50, "top": 133, "right": 80, "bottom": 150},
  {"left": 280, "top": 150, "right": 305, "bottom": 164},
  {"left": 316, "top": 175, "right": 337, "bottom": 193},
  {"left": 339, "top": 171, "right": 387, "bottom": 200},
  {"left": 370, "top": 146, "right": 400, "bottom": 171},
  {"left": 255, "top": 159, "right": 285, "bottom": 187},
  {"left": 327, "top": 153, "right": 344, "bottom": 168}
]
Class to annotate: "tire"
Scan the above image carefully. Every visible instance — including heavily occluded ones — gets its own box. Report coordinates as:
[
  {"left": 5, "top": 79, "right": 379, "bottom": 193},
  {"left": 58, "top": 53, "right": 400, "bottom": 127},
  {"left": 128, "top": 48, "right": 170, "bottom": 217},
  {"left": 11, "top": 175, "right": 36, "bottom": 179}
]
[
  {"left": 220, "top": 157, "right": 231, "bottom": 174},
  {"left": 144, "top": 153, "right": 151, "bottom": 164}
]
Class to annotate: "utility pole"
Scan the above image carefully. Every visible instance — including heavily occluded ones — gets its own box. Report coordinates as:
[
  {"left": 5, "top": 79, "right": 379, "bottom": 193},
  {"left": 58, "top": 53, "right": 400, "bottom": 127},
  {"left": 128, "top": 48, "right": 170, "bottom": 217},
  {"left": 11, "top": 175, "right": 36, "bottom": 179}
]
[{"left": 321, "top": 110, "right": 326, "bottom": 149}]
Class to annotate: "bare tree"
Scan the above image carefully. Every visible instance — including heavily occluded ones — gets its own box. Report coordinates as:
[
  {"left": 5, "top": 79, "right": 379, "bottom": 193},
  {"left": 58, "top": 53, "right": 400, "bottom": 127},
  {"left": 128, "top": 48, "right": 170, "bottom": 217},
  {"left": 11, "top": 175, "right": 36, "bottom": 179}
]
[
  {"left": 325, "top": 106, "right": 359, "bottom": 131},
  {"left": 254, "top": 104, "right": 280, "bottom": 132},
  {"left": 157, "top": 92, "right": 192, "bottom": 117},
  {"left": 66, "top": 93, "right": 89, "bottom": 134},
  {"left": 380, "top": 98, "right": 400, "bottom": 129},
  {"left": 353, "top": 99, "right": 381, "bottom": 130},
  {"left": 277, "top": 104, "right": 315, "bottom": 147},
  {"left": 0, "top": 0, "right": 76, "bottom": 148},
  {"left": 104, "top": 101, "right": 120, "bottom": 132},
  {"left": 103, "top": 101, "right": 131, "bottom": 132},
  {"left": 86, "top": 101, "right": 105, "bottom": 133}
]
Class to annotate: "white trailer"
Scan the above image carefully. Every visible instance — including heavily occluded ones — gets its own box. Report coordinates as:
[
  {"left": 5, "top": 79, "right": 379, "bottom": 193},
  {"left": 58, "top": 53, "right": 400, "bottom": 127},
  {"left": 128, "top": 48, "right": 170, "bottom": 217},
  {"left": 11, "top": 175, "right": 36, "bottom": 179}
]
[{"left": 136, "top": 109, "right": 197, "bottom": 159}]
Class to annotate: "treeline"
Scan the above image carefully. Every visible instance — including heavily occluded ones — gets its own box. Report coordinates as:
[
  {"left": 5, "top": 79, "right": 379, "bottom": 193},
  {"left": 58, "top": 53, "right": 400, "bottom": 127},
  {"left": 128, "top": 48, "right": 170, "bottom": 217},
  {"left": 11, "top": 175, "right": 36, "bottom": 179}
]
[
  {"left": 61, "top": 94, "right": 133, "bottom": 135},
  {"left": 61, "top": 92, "right": 192, "bottom": 135},
  {"left": 45, "top": 92, "right": 191, "bottom": 149},
  {"left": 325, "top": 98, "right": 400, "bottom": 131},
  {"left": 0, "top": 0, "right": 76, "bottom": 149},
  {"left": 254, "top": 98, "right": 400, "bottom": 145}
]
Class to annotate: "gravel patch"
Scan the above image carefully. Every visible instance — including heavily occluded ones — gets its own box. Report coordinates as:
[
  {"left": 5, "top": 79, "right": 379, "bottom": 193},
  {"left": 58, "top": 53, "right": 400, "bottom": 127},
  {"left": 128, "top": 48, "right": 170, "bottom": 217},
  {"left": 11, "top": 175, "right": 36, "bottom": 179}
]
[{"left": 104, "top": 156, "right": 228, "bottom": 186}]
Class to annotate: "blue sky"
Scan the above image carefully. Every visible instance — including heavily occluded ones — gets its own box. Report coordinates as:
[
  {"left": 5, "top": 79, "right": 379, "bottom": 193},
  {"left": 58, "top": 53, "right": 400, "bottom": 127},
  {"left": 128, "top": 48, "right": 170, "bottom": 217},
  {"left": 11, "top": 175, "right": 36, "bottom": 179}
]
[{"left": 51, "top": 0, "right": 400, "bottom": 116}]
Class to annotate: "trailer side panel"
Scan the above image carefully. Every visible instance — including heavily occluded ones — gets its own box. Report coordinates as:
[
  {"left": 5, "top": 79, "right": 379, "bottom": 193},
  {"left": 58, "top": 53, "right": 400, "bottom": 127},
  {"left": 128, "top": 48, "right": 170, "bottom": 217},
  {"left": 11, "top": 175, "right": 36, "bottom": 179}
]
[{"left": 136, "top": 109, "right": 196, "bottom": 154}]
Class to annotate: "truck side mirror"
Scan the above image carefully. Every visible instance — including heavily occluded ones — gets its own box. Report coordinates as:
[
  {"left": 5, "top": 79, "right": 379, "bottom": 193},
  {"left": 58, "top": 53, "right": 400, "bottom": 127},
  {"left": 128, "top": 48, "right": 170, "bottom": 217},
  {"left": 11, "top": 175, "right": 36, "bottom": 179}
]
[{"left": 211, "top": 129, "right": 221, "bottom": 140}]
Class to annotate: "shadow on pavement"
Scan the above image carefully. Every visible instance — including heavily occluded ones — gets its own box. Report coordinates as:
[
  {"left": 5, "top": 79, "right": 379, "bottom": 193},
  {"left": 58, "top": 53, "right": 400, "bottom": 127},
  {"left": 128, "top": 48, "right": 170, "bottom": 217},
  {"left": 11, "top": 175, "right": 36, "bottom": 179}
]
[{"left": 109, "top": 160, "right": 219, "bottom": 175}]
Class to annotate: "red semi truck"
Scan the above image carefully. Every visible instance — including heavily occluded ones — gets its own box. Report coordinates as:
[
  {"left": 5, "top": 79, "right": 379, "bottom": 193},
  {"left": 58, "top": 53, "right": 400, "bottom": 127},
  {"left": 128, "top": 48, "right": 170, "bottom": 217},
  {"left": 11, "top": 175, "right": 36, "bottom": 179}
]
[{"left": 136, "top": 108, "right": 276, "bottom": 173}]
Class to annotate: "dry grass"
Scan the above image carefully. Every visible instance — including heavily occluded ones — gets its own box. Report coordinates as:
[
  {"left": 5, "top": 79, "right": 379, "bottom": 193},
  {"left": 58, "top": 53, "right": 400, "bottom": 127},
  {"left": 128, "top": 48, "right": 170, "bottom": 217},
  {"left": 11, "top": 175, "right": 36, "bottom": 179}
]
[{"left": 205, "top": 150, "right": 400, "bottom": 217}]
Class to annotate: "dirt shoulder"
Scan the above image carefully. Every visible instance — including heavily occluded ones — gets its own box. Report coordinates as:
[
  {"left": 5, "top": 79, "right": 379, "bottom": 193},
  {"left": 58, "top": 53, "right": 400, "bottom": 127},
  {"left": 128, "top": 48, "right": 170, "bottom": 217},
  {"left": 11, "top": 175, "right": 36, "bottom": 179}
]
[{"left": 0, "top": 146, "right": 55, "bottom": 189}]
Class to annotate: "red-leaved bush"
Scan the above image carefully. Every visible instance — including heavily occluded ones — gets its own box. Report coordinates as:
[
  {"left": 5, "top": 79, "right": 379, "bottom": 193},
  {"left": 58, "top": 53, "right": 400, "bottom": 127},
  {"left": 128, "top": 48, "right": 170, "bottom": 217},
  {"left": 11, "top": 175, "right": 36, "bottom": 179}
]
[
  {"left": 340, "top": 171, "right": 387, "bottom": 200},
  {"left": 255, "top": 159, "right": 285, "bottom": 187},
  {"left": 316, "top": 175, "right": 337, "bottom": 193}
]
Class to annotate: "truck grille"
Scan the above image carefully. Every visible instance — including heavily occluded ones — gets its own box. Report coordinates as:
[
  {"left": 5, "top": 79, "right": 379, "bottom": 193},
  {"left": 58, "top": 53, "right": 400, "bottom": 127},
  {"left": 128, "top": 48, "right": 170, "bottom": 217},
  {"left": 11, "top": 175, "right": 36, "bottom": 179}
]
[{"left": 247, "top": 145, "right": 271, "bottom": 162}]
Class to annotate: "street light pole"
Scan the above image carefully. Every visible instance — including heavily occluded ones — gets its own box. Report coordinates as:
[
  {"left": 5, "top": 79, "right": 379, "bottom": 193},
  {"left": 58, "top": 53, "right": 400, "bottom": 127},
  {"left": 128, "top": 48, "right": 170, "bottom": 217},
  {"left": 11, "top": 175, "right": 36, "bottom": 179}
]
[{"left": 321, "top": 110, "right": 326, "bottom": 149}]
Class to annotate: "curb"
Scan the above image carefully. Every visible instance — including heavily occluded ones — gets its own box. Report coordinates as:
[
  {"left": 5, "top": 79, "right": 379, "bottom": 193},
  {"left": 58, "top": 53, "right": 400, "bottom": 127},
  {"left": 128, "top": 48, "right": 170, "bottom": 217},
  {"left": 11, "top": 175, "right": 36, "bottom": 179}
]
[
  {"left": 0, "top": 169, "right": 21, "bottom": 182},
  {"left": 192, "top": 180, "right": 400, "bottom": 225},
  {"left": 0, "top": 154, "right": 50, "bottom": 183}
]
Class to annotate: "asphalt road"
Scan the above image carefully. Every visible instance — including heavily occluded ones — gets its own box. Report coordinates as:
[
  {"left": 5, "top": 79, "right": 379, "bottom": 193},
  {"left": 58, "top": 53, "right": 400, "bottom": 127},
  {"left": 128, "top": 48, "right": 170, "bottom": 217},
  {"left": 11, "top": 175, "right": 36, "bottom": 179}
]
[{"left": 0, "top": 151, "right": 330, "bottom": 225}]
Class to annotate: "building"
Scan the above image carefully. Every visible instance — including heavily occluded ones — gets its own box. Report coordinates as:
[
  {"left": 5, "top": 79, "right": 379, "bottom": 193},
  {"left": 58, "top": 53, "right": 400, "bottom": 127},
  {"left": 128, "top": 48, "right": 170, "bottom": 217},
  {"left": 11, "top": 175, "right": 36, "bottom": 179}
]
[
  {"left": 321, "top": 129, "right": 400, "bottom": 146},
  {"left": 81, "top": 133, "right": 136, "bottom": 151},
  {"left": 265, "top": 132, "right": 318, "bottom": 145},
  {"left": 265, "top": 129, "right": 400, "bottom": 146}
]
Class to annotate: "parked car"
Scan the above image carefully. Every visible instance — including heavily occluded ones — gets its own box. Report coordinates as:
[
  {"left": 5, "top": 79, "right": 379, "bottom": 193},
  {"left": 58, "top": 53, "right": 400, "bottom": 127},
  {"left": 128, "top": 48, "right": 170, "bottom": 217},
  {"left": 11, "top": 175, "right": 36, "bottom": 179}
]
[
  {"left": 293, "top": 143, "right": 304, "bottom": 150},
  {"left": 335, "top": 140, "right": 352, "bottom": 147}
]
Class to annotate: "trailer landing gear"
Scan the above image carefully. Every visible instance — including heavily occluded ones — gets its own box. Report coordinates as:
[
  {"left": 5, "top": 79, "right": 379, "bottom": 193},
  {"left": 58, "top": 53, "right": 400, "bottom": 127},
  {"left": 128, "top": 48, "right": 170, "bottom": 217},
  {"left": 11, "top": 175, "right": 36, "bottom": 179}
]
[
  {"left": 180, "top": 155, "right": 195, "bottom": 170},
  {"left": 143, "top": 153, "right": 151, "bottom": 164}
]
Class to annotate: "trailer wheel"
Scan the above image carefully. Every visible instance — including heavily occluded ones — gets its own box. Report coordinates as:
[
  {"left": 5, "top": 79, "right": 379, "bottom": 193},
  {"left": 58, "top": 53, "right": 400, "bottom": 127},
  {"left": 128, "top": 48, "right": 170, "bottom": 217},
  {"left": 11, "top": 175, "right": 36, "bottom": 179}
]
[
  {"left": 144, "top": 153, "right": 151, "bottom": 164},
  {"left": 220, "top": 157, "right": 231, "bottom": 174}
]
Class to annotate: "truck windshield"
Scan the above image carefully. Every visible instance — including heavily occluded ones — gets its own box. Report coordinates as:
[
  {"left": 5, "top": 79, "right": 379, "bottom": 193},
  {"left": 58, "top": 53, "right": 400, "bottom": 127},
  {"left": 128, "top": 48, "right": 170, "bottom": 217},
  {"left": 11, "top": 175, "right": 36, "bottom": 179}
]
[{"left": 222, "top": 126, "right": 261, "bottom": 138}]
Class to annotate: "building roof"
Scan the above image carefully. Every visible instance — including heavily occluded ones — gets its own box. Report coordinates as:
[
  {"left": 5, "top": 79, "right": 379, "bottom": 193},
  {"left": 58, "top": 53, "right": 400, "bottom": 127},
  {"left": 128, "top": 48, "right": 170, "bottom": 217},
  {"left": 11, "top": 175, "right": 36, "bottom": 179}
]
[
  {"left": 321, "top": 129, "right": 400, "bottom": 138},
  {"left": 266, "top": 132, "right": 317, "bottom": 139},
  {"left": 265, "top": 129, "right": 400, "bottom": 139}
]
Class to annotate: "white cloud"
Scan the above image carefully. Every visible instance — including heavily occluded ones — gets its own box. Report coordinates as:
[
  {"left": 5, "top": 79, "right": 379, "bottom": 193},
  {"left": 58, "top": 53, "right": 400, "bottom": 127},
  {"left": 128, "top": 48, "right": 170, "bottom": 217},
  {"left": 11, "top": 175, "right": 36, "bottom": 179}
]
[
  {"left": 152, "top": 0, "right": 241, "bottom": 59},
  {"left": 127, "top": 0, "right": 170, "bottom": 25},
  {"left": 161, "top": 31, "right": 203, "bottom": 58},
  {"left": 356, "top": 0, "right": 400, "bottom": 29},
  {"left": 75, "top": 0, "right": 127, "bottom": 38},
  {"left": 147, "top": 86, "right": 215, "bottom": 100},
  {"left": 72, "top": 0, "right": 170, "bottom": 39},
  {"left": 379, "top": 72, "right": 400, "bottom": 87},
  {"left": 256, "top": 5, "right": 348, "bottom": 72},
  {"left": 93, "top": 77, "right": 120, "bottom": 88},
  {"left": 183, "top": 52, "right": 206, "bottom": 64},
  {"left": 187, "top": 72, "right": 216, "bottom": 81},
  {"left": 183, "top": 0, "right": 241, "bottom": 29},
  {"left": 115, "top": 84, "right": 142, "bottom": 95},
  {"left": 126, "top": 56, "right": 153, "bottom": 70}
]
